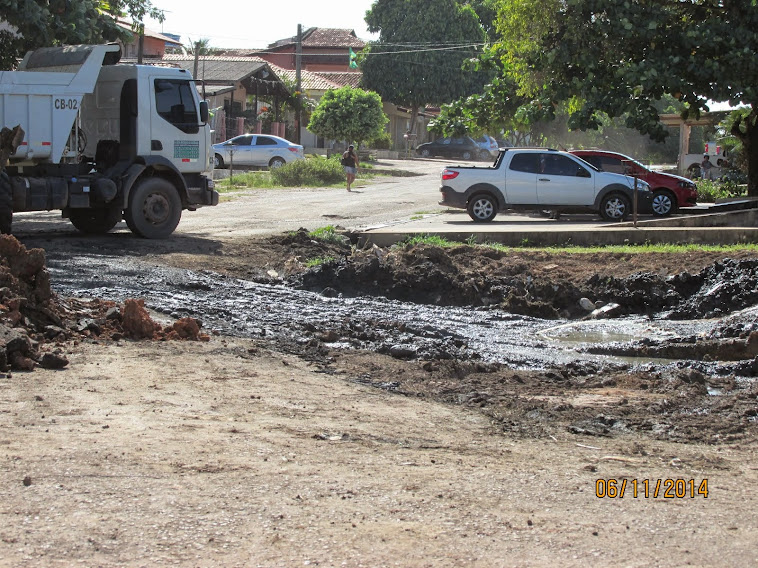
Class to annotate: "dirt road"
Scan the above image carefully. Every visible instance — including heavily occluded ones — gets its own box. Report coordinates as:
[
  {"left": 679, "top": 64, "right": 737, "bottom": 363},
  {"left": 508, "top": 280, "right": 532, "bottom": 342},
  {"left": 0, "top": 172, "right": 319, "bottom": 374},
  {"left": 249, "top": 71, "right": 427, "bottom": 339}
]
[{"left": 2, "top": 160, "right": 757, "bottom": 567}]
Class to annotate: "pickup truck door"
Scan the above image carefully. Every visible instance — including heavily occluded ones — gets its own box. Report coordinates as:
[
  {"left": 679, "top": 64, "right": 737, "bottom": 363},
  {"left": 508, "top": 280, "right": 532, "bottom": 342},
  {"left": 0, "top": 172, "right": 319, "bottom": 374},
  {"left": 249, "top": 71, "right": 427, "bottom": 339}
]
[
  {"left": 536, "top": 153, "right": 595, "bottom": 206},
  {"left": 503, "top": 153, "right": 539, "bottom": 203}
]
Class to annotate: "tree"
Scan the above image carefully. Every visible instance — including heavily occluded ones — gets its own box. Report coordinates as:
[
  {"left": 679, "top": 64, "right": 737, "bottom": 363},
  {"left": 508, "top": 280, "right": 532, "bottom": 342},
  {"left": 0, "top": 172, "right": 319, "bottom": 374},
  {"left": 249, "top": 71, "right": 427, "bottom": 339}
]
[
  {"left": 360, "top": 0, "right": 489, "bottom": 134},
  {"left": 0, "top": 0, "right": 164, "bottom": 70},
  {"left": 489, "top": 0, "right": 758, "bottom": 194},
  {"left": 307, "top": 87, "right": 388, "bottom": 148}
]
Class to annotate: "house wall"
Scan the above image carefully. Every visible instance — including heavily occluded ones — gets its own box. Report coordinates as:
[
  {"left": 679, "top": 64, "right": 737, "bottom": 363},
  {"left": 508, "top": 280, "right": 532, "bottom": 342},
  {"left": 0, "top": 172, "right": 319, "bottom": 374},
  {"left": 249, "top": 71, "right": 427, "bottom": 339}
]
[
  {"left": 122, "top": 36, "right": 166, "bottom": 59},
  {"left": 260, "top": 46, "right": 353, "bottom": 72}
]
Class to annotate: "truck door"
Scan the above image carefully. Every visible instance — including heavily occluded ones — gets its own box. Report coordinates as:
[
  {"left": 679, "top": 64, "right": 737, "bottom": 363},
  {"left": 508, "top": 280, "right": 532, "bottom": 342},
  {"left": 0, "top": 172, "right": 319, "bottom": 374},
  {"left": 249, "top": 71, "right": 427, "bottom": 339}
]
[
  {"left": 537, "top": 153, "right": 595, "bottom": 206},
  {"left": 151, "top": 76, "right": 209, "bottom": 173},
  {"left": 504, "top": 153, "right": 539, "bottom": 204}
]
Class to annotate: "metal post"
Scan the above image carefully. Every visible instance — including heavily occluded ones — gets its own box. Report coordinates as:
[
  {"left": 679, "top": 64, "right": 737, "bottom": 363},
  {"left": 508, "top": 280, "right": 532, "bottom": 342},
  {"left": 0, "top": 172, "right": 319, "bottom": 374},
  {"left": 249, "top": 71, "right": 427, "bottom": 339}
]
[
  {"left": 633, "top": 175, "right": 638, "bottom": 228},
  {"left": 295, "top": 24, "right": 302, "bottom": 144}
]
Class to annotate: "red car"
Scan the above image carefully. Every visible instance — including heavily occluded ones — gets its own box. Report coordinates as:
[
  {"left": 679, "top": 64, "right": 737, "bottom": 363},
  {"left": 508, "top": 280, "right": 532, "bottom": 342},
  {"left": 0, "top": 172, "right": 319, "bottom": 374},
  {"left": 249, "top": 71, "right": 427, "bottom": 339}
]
[{"left": 570, "top": 150, "right": 698, "bottom": 217}]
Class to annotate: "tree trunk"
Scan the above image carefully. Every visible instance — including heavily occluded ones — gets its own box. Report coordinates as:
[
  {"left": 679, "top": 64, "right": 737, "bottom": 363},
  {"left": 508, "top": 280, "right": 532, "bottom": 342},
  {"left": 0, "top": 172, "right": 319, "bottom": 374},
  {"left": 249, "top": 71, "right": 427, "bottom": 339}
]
[
  {"left": 409, "top": 105, "right": 419, "bottom": 135},
  {"left": 733, "top": 107, "right": 758, "bottom": 197}
]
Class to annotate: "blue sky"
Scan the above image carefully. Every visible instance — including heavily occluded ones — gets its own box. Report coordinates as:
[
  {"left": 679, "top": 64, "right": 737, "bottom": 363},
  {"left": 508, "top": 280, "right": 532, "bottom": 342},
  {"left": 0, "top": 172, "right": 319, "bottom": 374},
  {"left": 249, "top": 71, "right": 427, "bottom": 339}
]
[{"left": 147, "top": 0, "right": 379, "bottom": 50}]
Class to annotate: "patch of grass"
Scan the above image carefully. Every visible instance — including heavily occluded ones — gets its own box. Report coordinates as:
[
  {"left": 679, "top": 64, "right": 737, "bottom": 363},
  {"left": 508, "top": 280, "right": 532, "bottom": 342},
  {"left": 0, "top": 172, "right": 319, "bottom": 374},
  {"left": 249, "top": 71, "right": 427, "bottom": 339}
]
[
  {"left": 305, "top": 256, "right": 335, "bottom": 268},
  {"left": 308, "top": 225, "right": 349, "bottom": 245},
  {"left": 480, "top": 241, "right": 758, "bottom": 254},
  {"left": 215, "top": 171, "right": 273, "bottom": 191},
  {"left": 396, "top": 234, "right": 459, "bottom": 248}
]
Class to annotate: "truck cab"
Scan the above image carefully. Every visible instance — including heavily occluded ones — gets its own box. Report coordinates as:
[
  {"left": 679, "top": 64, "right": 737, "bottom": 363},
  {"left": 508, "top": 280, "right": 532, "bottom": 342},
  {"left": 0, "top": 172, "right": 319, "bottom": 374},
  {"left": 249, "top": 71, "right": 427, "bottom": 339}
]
[{"left": 0, "top": 43, "right": 218, "bottom": 238}]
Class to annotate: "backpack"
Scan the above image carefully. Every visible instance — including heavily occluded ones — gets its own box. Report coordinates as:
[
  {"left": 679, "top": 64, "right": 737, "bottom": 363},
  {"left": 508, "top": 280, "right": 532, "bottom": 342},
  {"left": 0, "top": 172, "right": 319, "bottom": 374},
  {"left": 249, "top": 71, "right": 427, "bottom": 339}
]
[{"left": 340, "top": 155, "right": 348, "bottom": 166}]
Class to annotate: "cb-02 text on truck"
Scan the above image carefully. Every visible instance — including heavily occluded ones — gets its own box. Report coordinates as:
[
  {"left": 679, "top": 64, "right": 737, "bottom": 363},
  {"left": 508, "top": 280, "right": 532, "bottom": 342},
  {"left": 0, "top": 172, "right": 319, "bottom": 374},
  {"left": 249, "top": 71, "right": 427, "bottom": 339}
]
[
  {"left": 439, "top": 148, "right": 652, "bottom": 222},
  {"left": 0, "top": 43, "right": 218, "bottom": 237}
]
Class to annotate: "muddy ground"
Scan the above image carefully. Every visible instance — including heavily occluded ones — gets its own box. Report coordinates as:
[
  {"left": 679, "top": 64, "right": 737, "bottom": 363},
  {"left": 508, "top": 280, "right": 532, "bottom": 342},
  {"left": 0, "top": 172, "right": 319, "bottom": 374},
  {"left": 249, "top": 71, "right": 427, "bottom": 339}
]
[{"left": 2, "top": 225, "right": 758, "bottom": 566}]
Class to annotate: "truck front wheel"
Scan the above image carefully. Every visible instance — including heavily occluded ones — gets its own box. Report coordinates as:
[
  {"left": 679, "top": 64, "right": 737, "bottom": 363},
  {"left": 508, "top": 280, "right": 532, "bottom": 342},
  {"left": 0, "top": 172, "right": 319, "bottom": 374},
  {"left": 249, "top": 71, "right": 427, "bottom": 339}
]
[
  {"left": 125, "top": 178, "right": 182, "bottom": 238},
  {"left": 69, "top": 205, "right": 122, "bottom": 234},
  {"left": 467, "top": 194, "right": 497, "bottom": 222},
  {"left": 0, "top": 171, "right": 12, "bottom": 235}
]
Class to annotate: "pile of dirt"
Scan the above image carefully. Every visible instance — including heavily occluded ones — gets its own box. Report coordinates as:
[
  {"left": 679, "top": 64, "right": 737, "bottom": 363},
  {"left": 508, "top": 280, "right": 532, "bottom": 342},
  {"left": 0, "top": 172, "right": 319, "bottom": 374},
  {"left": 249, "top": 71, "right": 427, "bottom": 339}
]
[
  {"left": 295, "top": 243, "right": 758, "bottom": 320},
  {"left": 0, "top": 235, "right": 209, "bottom": 372}
]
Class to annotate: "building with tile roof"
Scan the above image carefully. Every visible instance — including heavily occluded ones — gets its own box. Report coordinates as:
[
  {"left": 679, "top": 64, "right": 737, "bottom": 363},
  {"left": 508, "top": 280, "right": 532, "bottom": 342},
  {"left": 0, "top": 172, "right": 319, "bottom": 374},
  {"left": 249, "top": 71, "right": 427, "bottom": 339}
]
[{"left": 255, "top": 27, "right": 366, "bottom": 72}]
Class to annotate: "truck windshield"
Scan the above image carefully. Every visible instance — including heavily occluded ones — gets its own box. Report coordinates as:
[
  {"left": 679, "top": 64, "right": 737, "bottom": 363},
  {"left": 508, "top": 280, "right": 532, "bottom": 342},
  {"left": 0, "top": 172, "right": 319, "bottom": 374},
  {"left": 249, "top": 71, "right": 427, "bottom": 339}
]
[{"left": 154, "top": 79, "right": 199, "bottom": 134}]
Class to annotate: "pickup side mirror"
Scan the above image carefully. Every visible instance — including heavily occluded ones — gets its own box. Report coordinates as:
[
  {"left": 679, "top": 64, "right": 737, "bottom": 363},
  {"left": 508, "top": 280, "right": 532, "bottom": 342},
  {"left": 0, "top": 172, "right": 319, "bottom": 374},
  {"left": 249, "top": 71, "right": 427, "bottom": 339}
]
[{"left": 199, "top": 100, "right": 209, "bottom": 124}]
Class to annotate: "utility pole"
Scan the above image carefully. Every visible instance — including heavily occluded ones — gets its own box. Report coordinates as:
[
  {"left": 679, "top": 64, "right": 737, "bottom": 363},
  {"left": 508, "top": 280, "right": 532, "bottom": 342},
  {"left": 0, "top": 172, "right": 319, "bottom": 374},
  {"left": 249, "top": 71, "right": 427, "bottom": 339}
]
[
  {"left": 137, "top": 24, "right": 144, "bottom": 64},
  {"left": 295, "top": 24, "right": 302, "bottom": 144},
  {"left": 193, "top": 42, "right": 200, "bottom": 80}
]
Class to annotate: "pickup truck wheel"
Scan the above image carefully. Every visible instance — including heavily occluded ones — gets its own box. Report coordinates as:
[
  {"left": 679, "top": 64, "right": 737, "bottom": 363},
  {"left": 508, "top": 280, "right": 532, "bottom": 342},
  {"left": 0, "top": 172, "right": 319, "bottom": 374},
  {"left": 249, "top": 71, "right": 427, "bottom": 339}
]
[
  {"left": 0, "top": 171, "right": 12, "bottom": 235},
  {"left": 651, "top": 190, "right": 676, "bottom": 217},
  {"left": 467, "top": 194, "right": 497, "bottom": 222},
  {"left": 600, "top": 193, "right": 630, "bottom": 221},
  {"left": 213, "top": 154, "right": 225, "bottom": 169},
  {"left": 124, "top": 178, "right": 182, "bottom": 239},
  {"left": 69, "top": 206, "right": 122, "bottom": 234}
]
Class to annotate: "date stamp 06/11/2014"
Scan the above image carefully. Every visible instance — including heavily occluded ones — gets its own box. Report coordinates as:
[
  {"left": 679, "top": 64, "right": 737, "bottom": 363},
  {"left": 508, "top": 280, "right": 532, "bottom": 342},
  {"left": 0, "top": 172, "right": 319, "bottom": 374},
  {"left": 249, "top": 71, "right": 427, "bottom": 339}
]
[{"left": 595, "top": 478, "right": 709, "bottom": 499}]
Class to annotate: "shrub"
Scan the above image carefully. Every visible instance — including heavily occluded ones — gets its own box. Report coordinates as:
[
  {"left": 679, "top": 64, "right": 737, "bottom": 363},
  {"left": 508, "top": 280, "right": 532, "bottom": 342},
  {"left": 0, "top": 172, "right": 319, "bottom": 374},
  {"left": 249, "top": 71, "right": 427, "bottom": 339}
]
[
  {"left": 270, "top": 155, "right": 345, "bottom": 186},
  {"left": 696, "top": 179, "right": 747, "bottom": 202}
]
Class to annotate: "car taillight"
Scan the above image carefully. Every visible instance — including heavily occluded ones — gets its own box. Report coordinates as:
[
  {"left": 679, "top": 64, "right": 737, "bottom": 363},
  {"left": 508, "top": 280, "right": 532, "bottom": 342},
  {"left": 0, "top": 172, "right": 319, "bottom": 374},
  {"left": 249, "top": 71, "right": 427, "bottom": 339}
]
[
  {"left": 442, "top": 169, "right": 459, "bottom": 180},
  {"left": 288, "top": 147, "right": 300, "bottom": 153}
]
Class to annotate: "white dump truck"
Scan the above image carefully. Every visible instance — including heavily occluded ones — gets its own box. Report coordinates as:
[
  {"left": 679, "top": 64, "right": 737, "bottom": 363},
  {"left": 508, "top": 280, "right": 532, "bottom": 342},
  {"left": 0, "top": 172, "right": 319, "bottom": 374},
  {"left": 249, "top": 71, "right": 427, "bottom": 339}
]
[{"left": 0, "top": 43, "right": 218, "bottom": 238}]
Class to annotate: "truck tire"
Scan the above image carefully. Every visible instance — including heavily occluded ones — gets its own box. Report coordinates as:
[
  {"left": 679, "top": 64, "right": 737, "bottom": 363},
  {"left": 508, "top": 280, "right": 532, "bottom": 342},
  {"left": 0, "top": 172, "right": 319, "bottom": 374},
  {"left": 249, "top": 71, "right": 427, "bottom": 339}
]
[
  {"left": 124, "top": 178, "right": 182, "bottom": 239},
  {"left": 599, "top": 193, "right": 630, "bottom": 221},
  {"left": 69, "top": 205, "right": 122, "bottom": 234},
  {"left": 0, "top": 171, "right": 12, "bottom": 235},
  {"left": 467, "top": 193, "right": 497, "bottom": 222}
]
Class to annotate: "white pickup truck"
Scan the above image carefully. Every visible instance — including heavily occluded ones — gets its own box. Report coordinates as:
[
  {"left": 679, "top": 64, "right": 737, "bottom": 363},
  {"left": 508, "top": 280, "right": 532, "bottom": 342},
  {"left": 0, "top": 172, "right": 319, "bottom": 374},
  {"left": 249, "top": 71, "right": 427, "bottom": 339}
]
[{"left": 439, "top": 148, "right": 652, "bottom": 222}]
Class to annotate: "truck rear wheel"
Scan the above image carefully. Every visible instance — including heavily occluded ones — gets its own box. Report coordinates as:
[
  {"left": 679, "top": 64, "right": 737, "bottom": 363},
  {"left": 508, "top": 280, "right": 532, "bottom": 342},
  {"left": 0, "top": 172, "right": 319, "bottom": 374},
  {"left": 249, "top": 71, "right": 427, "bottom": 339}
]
[
  {"left": 124, "top": 178, "right": 182, "bottom": 239},
  {"left": 467, "top": 194, "right": 497, "bottom": 222},
  {"left": 0, "top": 171, "right": 12, "bottom": 235},
  {"left": 69, "top": 205, "right": 122, "bottom": 234}
]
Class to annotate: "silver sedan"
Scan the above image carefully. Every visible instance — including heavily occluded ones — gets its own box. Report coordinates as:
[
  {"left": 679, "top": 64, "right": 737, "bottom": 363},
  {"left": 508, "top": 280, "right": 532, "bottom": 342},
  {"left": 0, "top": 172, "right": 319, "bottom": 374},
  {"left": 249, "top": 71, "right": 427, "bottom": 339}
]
[{"left": 212, "top": 134, "right": 304, "bottom": 169}]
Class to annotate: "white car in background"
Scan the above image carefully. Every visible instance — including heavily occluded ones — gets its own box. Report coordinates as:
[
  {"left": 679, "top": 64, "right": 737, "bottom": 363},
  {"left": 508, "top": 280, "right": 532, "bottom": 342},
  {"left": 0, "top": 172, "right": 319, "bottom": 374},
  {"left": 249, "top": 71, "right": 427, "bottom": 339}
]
[{"left": 212, "top": 134, "right": 304, "bottom": 169}]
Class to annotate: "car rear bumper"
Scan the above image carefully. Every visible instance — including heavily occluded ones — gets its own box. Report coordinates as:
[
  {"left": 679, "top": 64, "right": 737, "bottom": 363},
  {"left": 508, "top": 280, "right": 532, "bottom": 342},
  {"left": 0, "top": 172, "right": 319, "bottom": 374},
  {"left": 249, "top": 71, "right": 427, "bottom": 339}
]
[{"left": 439, "top": 186, "right": 467, "bottom": 209}]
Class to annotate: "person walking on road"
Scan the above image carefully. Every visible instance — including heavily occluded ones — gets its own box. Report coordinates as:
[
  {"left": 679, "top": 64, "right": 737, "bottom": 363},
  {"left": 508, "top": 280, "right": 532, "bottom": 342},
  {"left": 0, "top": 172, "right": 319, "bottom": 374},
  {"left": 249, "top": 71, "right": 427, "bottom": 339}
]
[{"left": 342, "top": 144, "right": 359, "bottom": 192}]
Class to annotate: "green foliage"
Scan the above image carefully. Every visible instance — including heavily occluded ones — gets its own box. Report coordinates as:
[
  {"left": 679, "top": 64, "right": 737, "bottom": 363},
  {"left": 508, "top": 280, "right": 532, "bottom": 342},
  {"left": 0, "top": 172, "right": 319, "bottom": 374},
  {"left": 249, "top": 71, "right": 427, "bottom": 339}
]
[
  {"left": 368, "top": 130, "right": 392, "bottom": 150},
  {"left": 695, "top": 179, "right": 747, "bottom": 203},
  {"left": 270, "top": 156, "right": 346, "bottom": 187},
  {"left": 396, "top": 234, "right": 458, "bottom": 248},
  {"left": 361, "top": 0, "right": 490, "bottom": 121},
  {"left": 0, "top": 0, "right": 164, "bottom": 69},
  {"left": 307, "top": 226, "right": 349, "bottom": 245},
  {"left": 305, "top": 256, "right": 336, "bottom": 268},
  {"left": 307, "top": 86, "right": 388, "bottom": 147},
  {"left": 485, "top": 0, "right": 758, "bottom": 193}
]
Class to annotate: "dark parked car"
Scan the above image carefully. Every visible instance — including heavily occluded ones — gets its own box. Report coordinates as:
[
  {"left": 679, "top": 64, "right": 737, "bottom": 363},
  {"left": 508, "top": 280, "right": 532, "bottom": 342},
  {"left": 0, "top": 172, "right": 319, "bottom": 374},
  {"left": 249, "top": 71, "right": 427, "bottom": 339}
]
[
  {"left": 416, "top": 137, "right": 482, "bottom": 161},
  {"left": 570, "top": 150, "right": 698, "bottom": 217}
]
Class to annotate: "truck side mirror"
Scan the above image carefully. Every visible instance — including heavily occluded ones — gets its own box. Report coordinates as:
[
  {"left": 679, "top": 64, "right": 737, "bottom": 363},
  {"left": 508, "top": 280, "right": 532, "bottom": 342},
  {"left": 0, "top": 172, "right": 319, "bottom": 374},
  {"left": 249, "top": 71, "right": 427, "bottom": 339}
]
[{"left": 199, "top": 101, "right": 209, "bottom": 124}]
